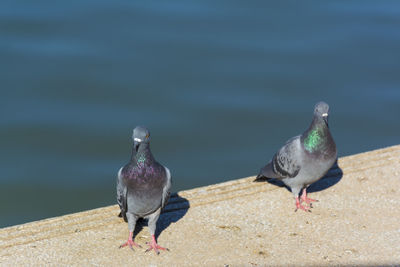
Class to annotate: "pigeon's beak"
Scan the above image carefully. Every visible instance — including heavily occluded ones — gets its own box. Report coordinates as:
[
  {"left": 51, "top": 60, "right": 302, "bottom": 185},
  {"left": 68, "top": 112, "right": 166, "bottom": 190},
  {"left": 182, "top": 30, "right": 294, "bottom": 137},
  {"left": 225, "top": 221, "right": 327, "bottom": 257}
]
[
  {"left": 322, "top": 113, "right": 329, "bottom": 124},
  {"left": 133, "top": 138, "right": 142, "bottom": 152}
]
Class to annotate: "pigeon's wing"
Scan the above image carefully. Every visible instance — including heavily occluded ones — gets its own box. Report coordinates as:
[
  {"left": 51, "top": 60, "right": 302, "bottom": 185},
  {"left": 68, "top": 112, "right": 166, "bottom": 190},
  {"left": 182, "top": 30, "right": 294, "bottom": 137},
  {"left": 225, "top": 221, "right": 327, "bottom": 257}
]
[
  {"left": 256, "top": 136, "right": 301, "bottom": 180},
  {"left": 161, "top": 166, "right": 172, "bottom": 209},
  {"left": 116, "top": 167, "right": 128, "bottom": 221}
]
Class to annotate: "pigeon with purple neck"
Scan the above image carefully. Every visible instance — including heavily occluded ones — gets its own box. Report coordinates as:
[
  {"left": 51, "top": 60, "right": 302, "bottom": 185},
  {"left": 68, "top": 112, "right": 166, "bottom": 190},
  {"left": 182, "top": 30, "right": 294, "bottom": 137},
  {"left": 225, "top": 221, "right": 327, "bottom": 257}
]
[{"left": 117, "top": 126, "right": 171, "bottom": 254}]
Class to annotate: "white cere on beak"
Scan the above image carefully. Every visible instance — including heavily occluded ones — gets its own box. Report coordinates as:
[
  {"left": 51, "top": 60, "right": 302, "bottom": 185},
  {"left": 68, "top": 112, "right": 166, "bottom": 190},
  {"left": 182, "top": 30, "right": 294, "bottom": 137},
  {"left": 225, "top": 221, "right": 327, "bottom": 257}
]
[
  {"left": 322, "top": 113, "right": 328, "bottom": 117},
  {"left": 134, "top": 138, "right": 142, "bottom": 142}
]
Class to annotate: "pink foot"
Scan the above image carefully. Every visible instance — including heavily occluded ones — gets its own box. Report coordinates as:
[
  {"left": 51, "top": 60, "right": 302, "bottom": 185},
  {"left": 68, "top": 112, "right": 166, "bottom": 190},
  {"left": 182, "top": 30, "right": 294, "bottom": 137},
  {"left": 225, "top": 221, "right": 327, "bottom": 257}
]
[
  {"left": 295, "top": 197, "right": 311, "bottom": 212},
  {"left": 300, "top": 188, "right": 319, "bottom": 205},
  {"left": 119, "top": 232, "right": 141, "bottom": 250},
  {"left": 145, "top": 235, "right": 169, "bottom": 255},
  {"left": 301, "top": 196, "right": 318, "bottom": 204}
]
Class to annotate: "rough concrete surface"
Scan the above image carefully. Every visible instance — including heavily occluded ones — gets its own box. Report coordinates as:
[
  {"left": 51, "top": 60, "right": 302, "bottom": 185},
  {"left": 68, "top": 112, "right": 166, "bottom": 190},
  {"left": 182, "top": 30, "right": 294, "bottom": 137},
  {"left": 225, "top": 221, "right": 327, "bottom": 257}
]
[{"left": 1, "top": 145, "right": 400, "bottom": 266}]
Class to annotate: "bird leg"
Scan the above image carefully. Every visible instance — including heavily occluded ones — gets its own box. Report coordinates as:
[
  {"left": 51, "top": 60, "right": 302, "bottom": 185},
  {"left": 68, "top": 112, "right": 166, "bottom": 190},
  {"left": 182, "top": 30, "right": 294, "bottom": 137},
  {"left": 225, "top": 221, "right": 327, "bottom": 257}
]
[
  {"left": 295, "top": 196, "right": 311, "bottom": 212},
  {"left": 145, "top": 235, "right": 168, "bottom": 255},
  {"left": 300, "top": 188, "right": 318, "bottom": 205},
  {"left": 119, "top": 231, "right": 141, "bottom": 250}
]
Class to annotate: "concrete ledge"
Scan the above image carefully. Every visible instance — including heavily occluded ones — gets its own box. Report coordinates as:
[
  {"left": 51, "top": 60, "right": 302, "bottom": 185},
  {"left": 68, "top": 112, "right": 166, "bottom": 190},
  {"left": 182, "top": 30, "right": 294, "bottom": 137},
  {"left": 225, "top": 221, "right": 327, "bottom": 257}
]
[{"left": 1, "top": 145, "right": 400, "bottom": 266}]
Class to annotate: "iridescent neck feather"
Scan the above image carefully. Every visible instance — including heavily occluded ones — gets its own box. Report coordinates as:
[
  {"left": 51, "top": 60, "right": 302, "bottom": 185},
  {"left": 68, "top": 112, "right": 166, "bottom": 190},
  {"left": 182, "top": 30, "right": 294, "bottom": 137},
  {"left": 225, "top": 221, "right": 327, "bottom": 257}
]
[
  {"left": 136, "top": 153, "right": 146, "bottom": 164},
  {"left": 303, "top": 127, "right": 324, "bottom": 152}
]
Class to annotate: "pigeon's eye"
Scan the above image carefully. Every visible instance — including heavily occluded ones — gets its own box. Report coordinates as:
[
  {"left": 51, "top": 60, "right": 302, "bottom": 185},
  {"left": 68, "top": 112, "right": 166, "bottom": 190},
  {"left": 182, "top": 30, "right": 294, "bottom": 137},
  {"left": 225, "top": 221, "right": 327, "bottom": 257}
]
[{"left": 145, "top": 133, "right": 150, "bottom": 139}]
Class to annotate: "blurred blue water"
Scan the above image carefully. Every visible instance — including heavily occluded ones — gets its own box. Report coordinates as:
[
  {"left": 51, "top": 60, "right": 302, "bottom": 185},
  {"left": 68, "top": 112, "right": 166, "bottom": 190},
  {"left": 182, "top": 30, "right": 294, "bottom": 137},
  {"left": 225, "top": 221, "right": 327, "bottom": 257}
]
[{"left": 1, "top": 1, "right": 399, "bottom": 227}]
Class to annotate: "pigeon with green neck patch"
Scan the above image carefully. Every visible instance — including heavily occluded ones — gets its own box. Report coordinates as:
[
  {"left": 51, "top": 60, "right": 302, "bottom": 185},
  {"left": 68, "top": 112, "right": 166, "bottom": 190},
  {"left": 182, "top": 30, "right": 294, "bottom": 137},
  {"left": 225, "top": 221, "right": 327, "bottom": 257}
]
[
  {"left": 117, "top": 126, "right": 171, "bottom": 254},
  {"left": 255, "top": 102, "right": 337, "bottom": 212}
]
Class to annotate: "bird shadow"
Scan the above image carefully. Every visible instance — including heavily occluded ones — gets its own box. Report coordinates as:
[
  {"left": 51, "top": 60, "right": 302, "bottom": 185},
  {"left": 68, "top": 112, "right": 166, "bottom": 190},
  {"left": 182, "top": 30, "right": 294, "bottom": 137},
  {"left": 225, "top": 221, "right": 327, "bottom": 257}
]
[
  {"left": 256, "top": 159, "right": 343, "bottom": 194},
  {"left": 132, "top": 193, "right": 190, "bottom": 241}
]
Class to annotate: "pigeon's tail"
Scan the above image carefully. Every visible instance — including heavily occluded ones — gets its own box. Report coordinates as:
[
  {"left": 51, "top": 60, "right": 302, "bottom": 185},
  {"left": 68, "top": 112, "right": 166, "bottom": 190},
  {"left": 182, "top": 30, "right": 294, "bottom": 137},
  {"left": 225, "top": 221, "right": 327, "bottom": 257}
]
[
  {"left": 118, "top": 211, "right": 128, "bottom": 222},
  {"left": 254, "top": 162, "right": 282, "bottom": 182},
  {"left": 254, "top": 165, "right": 272, "bottom": 182},
  {"left": 254, "top": 172, "right": 268, "bottom": 182},
  {"left": 254, "top": 176, "right": 266, "bottom": 182}
]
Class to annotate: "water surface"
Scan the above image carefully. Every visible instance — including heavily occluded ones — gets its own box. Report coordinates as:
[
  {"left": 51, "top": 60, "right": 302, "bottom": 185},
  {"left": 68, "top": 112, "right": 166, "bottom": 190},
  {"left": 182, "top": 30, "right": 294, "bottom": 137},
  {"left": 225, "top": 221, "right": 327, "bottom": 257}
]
[{"left": 1, "top": 1, "right": 399, "bottom": 227}]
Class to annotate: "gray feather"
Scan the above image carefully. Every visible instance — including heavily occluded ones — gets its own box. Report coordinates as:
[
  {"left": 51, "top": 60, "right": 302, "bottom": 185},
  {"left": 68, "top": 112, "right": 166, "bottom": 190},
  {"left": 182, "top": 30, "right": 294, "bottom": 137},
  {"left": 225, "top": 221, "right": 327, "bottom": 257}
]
[
  {"left": 117, "top": 126, "right": 172, "bottom": 233},
  {"left": 256, "top": 101, "right": 337, "bottom": 198},
  {"left": 116, "top": 167, "right": 127, "bottom": 221},
  {"left": 161, "top": 167, "right": 172, "bottom": 209},
  {"left": 256, "top": 136, "right": 301, "bottom": 180}
]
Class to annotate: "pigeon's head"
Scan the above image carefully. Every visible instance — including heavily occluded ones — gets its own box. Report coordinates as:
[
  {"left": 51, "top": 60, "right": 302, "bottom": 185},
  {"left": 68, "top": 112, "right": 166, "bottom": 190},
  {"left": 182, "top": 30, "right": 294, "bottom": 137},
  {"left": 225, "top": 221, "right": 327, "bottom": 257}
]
[
  {"left": 314, "top": 101, "right": 330, "bottom": 124},
  {"left": 132, "top": 126, "right": 151, "bottom": 152}
]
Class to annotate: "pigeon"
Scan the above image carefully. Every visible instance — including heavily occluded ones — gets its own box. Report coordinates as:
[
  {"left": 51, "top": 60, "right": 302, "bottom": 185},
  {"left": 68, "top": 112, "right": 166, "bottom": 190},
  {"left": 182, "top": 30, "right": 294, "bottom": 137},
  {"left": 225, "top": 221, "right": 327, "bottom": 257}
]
[
  {"left": 255, "top": 101, "right": 337, "bottom": 212},
  {"left": 117, "top": 126, "right": 171, "bottom": 254}
]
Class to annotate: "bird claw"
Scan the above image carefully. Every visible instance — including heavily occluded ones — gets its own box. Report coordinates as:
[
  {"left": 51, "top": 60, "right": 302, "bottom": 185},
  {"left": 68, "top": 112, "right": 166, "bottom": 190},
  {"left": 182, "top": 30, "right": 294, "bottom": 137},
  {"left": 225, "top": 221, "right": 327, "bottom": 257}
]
[
  {"left": 145, "top": 248, "right": 160, "bottom": 255},
  {"left": 301, "top": 197, "right": 318, "bottom": 204},
  {"left": 300, "top": 190, "right": 319, "bottom": 204},
  {"left": 145, "top": 241, "right": 168, "bottom": 255},
  {"left": 295, "top": 197, "right": 312, "bottom": 212},
  {"left": 295, "top": 203, "right": 312, "bottom": 212},
  {"left": 119, "top": 240, "right": 141, "bottom": 250}
]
